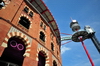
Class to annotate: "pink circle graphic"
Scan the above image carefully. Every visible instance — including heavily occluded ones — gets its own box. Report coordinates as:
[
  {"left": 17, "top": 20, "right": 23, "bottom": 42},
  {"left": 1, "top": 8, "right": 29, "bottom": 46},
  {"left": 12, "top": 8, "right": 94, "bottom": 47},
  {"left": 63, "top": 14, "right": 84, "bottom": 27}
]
[
  {"left": 17, "top": 44, "right": 24, "bottom": 51},
  {"left": 10, "top": 40, "right": 17, "bottom": 47}
]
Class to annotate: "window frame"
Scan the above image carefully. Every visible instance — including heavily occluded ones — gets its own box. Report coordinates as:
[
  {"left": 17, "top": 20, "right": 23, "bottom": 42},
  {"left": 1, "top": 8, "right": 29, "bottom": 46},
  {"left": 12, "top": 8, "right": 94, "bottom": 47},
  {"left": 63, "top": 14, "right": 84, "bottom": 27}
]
[
  {"left": 53, "top": 60, "right": 57, "bottom": 66},
  {"left": 40, "top": 22, "right": 43, "bottom": 27},
  {"left": 40, "top": 31, "right": 45, "bottom": 42},
  {"left": 43, "top": 25, "right": 46, "bottom": 30},
  {"left": 19, "top": 16, "right": 30, "bottom": 29},
  {"left": 51, "top": 43, "right": 54, "bottom": 51},
  {"left": 23, "top": 7, "right": 29, "bottom": 13},
  {"left": 0, "top": 1, "right": 5, "bottom": 9},
  {"left": 29, "top": 11, "right": 33, "bottom": 17}
]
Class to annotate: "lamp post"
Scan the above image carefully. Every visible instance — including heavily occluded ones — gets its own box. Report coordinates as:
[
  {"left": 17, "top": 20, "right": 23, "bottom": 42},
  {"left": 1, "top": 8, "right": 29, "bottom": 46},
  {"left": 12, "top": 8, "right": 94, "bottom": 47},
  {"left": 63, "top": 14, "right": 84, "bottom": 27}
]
[
  {"left": 70, "top": 19, "right": 94, "bottom": 66},
  {"left": 84, "top": 25, "right": 100, "bottom": 53},
  {"left": 61, "top": 19, "right": 100, "bottom": 66}
]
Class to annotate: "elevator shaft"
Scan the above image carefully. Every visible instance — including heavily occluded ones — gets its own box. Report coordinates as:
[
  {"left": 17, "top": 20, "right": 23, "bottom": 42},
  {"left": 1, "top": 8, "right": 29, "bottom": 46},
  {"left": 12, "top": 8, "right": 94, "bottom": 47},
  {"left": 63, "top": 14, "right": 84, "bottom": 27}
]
[{"left": 90, "top": 34, "right": 100, "bottom": 53}]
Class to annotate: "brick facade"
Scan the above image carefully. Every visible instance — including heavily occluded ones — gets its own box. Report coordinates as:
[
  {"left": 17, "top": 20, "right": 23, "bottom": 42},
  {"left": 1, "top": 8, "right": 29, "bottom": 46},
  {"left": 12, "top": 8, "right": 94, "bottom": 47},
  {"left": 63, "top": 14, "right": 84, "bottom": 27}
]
[{"left": 0, "top": 0, "right": 62, "bottom": 66}]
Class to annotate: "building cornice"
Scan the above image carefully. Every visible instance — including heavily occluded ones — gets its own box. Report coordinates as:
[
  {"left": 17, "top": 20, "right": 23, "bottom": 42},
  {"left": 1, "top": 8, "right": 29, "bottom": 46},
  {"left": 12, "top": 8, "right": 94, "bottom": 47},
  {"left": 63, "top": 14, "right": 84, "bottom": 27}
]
[{"left": 25, "top": 0, "right": 61, "bottom": 45}]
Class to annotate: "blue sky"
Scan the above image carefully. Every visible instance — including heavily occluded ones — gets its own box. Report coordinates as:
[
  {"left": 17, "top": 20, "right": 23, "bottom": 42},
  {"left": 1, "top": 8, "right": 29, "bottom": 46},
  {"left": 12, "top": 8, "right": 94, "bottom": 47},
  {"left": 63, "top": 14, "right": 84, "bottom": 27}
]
[{"left": 43, "top": 0, "right": 100, "bottom": 66}]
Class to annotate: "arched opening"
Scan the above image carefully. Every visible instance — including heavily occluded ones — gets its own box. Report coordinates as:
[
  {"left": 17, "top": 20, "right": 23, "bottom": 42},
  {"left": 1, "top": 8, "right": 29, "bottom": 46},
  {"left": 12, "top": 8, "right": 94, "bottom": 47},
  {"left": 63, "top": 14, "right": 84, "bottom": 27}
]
[
  {"left": 0, "top": 0, "right": 5, "bottom": 9},
  {"left": 38, "top": 51, "right": 46, "bottom": 66},
  {"left": 40, "top": 31, "right": 45, "bottom": 42},
  {"left": 23, "top": 7, "right": 29, "bottom": 13},
  {"left": 51, "top": 43, "right": 54, "bottom": 51},
  {"left": 0, "top": 36, "right": 26, "bottom": 66},
  {"left": 29, "top": 11, "right": 33, "bottom": 17},
  {"left": 53, "top": 60, "right": 57, "bottom": 66},
  {"left": 19, "top": 16, "right": 30, "bottom": 29}
]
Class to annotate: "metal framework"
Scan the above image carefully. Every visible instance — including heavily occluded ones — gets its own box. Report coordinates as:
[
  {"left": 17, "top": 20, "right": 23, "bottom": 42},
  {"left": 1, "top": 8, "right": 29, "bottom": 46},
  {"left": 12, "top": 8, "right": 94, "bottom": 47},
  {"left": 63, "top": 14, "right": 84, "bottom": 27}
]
[{"left": 61, "top": 19, "right": 100, "bottom": 66}]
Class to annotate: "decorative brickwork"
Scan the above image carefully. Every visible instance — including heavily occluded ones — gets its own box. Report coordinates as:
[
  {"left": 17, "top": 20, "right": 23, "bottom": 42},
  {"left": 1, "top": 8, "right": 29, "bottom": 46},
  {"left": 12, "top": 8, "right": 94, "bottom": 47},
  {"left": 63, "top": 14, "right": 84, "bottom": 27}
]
[
  {"left": 0, "top": 0, "right": 62, "bottom": 66},
  {"left": 36, "top": 44, "right": 50, "bottom": 66},
  {"left": 2, "top": 0, "right": 11, "bottom": 9},
  {"left": 1, "top": 27, "right": 32, "bottom": 57}
]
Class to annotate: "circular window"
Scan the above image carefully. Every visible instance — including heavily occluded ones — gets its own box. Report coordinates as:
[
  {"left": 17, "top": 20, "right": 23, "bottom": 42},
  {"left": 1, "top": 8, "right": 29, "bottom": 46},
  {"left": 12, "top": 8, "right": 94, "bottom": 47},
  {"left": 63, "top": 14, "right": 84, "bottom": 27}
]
[
  {"left": 17, "top": 44, "right": 24, "bottom": 51},
  {"left": 10, "top": 40, "right": 17, "bottom": 47},
  {"left": 8, "top": 36, "right": 26, "bottom": 52}
]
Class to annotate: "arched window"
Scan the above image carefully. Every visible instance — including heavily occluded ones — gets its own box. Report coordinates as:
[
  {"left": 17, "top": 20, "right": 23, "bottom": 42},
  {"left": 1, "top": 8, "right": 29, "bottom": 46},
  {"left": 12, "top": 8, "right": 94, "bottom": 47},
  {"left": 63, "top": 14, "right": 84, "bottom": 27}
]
[
  {"left": 29, "top": 11, "right": 33, "bottom": 17},
  {"left": 43, "top": 25, "right": 46, "bottom": 30},
  {"left": 40, "top": 31, "right": 45, "bottom": 42},
  {"left": 0, "top": 36, "right": 26, "bottom": 66},
  {"left": 19, "top": 16, "right": 30, "bottom": 29},
  {"left": 40, "top": 22, "right": 43, "bottom": 27},
  {"left": 50, "top": 33, "right": 54, "bottom": 40},
  {"left": 0, "top": 0, "right": 5, "bottom": 9},
  {"left": 38, "top": 51, "right": 46, "bottom": 66},
  {"left": 53, "top": 60, "right": 57, "bottom": 66},
  {"left": 23, "top": 7, "right": 29, "bottom": 13},
  {"left": 51, "top": 43, "right": 54, "bottom": 51}
]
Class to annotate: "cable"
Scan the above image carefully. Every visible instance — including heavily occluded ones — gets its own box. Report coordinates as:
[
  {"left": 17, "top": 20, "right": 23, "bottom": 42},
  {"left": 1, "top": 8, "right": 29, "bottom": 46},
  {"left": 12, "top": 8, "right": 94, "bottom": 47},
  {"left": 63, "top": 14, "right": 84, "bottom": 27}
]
[
  {"left": 61, "top": 33, "right": 72, "bottom": 35},
  {"left": 61, "top": 41, "right": 72, "bottom": 45},
  {"left": 79, "top": 37, "right": 94, "bottom": 66}
]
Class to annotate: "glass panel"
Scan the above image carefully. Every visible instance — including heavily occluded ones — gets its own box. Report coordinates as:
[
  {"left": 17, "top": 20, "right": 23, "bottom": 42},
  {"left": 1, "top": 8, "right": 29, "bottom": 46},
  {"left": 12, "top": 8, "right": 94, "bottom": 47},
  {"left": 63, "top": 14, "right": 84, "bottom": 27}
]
[
  {"left": 29, "top": 11, "right": 33, "bottom": 17},
  {"left": 0, "top": 1, "right": 5, "bottom": 9},
  {"left": 19, "top": 17, "right": 30, "bottom": 29},
  {"left": 40, "top": 32, "right": 45, "bottom": 42},
  {"left": 23, "top": 7, "right": 29, "bottom": 13}
]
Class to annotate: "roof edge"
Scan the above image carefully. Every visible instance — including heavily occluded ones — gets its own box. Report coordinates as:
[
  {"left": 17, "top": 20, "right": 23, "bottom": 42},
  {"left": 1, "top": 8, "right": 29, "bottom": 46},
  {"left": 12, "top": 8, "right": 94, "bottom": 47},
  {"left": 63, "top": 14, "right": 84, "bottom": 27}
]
[{"left": 25, "top": 0, "right": 61, "bottom": 45}]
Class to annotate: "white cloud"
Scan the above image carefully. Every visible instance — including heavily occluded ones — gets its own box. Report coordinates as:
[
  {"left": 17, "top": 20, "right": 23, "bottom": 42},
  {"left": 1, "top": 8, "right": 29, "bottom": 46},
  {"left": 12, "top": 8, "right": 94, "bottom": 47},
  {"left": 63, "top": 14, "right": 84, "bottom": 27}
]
[{"left": 61, "top": 46, "right": 71, "bottom": 54}]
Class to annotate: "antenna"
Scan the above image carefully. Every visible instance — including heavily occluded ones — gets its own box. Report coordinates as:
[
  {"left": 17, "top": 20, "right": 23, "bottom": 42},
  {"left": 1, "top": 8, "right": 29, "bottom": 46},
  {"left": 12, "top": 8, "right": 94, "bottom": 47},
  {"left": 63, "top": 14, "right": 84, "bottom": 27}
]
[
  {"left": 70, "top": 17, "right": 77, "bottom": 22},
  {"left": 70, "top": 17, "right": 73, "bottom": 21}
]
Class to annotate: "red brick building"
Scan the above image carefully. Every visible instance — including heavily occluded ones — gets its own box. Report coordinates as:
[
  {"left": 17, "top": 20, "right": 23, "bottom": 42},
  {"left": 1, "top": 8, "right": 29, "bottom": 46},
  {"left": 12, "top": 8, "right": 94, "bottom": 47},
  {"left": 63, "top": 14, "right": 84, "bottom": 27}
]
[{"left": 0, "top": 0, "right": 62, "bottom": 66}]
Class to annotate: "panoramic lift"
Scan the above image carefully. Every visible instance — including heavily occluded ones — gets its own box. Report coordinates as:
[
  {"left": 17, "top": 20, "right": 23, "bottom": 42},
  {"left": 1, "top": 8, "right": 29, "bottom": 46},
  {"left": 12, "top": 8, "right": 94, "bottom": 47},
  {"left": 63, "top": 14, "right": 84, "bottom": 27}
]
[{"left": 61, "top": 19, "right": 100, "bottom": 66}]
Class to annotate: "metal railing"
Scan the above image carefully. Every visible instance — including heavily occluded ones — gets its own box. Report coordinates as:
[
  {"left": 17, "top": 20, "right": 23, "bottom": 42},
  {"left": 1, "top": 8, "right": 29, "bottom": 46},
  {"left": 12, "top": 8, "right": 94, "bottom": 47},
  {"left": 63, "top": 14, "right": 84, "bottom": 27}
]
[{"left": 0, "top": 60, "right": 19, "bottom": 66}]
